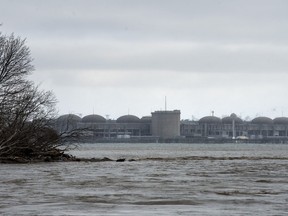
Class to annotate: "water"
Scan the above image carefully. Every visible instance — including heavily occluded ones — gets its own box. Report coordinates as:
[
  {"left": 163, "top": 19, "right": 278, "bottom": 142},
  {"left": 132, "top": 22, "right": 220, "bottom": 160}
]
[{"left": 1, "top": 143, "right": 288, "bottom": 215}]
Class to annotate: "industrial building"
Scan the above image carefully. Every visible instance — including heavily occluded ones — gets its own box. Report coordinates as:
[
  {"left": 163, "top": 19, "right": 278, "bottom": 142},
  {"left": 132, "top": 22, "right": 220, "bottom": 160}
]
[
  {"left": 54, "top": 110, "right": 288, "bottom": 142},
  {"left": 180, "top": 113, "right": 288, "bottom": 142},
  {"left": 151, "top": 110, "right": 181, "bottom": 139}
]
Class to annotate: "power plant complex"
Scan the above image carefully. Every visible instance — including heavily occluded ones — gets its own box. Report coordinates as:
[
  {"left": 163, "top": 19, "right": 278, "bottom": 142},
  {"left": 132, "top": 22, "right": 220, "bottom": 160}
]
[{"left": 54, "top": 110, "right": 288, "bottom": 143}]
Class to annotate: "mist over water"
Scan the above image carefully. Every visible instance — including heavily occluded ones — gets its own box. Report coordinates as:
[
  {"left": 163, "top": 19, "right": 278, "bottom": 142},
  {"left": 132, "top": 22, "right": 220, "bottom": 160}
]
[{"left": 1, "top": 143, "right": 288, "bottom": 216}]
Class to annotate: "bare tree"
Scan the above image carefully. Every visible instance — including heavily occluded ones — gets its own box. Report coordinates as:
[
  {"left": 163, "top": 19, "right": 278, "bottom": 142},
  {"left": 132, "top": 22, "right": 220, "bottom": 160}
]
[{"left": 0, "top": 31, "right": 71, "bottom": 162}]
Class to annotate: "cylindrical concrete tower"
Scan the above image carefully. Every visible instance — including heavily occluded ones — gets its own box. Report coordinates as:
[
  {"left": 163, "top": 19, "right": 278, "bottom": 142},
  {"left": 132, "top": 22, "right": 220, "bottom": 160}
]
[{"left": 151, "top": 110, "right": 181, "bottom": 139}]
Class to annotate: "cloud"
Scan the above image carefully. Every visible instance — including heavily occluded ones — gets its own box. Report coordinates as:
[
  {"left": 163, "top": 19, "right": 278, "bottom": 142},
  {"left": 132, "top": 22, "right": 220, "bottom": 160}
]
[
  {"left": 42, "top": 70, "right": 288, "bottom": 119},
  {"left": 2, "top": 0, "right": 288, "bottom": 43},
  {"left": 2, "top": 0, "right": 288, "bottom": 119},
  {"left": 30, "top": 38, "right": 288, "bottom": 74}
]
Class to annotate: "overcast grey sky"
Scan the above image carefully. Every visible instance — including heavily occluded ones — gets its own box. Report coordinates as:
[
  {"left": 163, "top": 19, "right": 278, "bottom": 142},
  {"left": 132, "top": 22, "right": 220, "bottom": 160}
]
[{"left": 1, "top": 0, "right": 288, "bottom": 120}]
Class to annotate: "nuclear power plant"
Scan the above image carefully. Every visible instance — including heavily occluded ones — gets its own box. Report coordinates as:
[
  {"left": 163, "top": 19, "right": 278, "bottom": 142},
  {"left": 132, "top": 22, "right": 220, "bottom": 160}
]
[{"left": 54, "top": 110, "right": 288, "bottom": 143}]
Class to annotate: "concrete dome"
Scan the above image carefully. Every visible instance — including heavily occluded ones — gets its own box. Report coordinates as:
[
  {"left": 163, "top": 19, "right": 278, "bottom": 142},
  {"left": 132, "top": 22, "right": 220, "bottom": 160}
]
[
  {"left": 199, "top": 116, "right": 221, "bottom": 124},
  {"left": 140, "top": 116, "right": 152, "bottom": 123},
  {"left": 222, "top": 113, "right": 243, "bottom": 124},
  {"left": 82, "top": 114, "right": 106, "bottom": 123},
  {"left": 251, "top": 117, "right": 273, "bottom": 124},
  {"left": 273, "top": 117, "right": 288, "bottom": 124},
  {"left": 116, "top": 115, "right": 140, "bottom": 123},
  {"left": 57, "top": 114, "right": 81, "bottom": 122}
]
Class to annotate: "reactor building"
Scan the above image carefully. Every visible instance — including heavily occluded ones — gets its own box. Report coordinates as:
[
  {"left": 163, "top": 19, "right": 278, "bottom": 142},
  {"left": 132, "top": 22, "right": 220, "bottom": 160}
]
[{"left": 151, "top": 110, "right": 181, "bottom": 139}]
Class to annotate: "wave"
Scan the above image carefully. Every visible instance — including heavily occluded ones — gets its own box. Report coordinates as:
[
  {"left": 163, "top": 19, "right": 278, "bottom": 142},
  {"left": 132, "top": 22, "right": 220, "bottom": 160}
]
[
  {"left": 214, "top": 190, "right": 282, "bottom": 196},
  {"left": 132, "top": 200, "right": 200, "bottom": 205},
  {"left": 138, "top": 156, "right": 288, "bottom": 161}
]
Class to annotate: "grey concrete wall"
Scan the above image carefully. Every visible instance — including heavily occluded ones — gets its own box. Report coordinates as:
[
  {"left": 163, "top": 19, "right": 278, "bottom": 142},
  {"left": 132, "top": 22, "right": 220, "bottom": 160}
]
[{"left": 151, "top": 110, "right": 181, "bottom": 139}]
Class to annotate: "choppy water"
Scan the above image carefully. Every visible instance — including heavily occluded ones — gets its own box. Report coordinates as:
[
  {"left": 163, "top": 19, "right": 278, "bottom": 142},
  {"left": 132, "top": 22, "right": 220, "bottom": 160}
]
[{"left": 1, "top": 143, "right": 288, "bottom": 216}]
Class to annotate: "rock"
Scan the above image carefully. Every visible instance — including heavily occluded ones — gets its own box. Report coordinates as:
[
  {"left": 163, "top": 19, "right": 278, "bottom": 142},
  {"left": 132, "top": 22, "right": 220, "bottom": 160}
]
[
  {"left": 62, "top": 153, "right": 72, "bottom": 159},
  {"left": 101, "top": 157, "right": 114, "bottom": 162},
  {"left": 116, "top": 158, "right": 126, "bottom": 162},
  {"left": 44, "top": 156, "right": 52, "bottom": 162},
  {"left": 88, "top": 158, "right": 100, "bottom": 162},
  {"left": 75, "top": 157, "right": 114, "bottom": 162}
]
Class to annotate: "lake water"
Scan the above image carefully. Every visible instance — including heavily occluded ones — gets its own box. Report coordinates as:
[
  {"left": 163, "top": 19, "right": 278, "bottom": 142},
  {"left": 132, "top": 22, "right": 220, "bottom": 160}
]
[{"left": 1, "top": 143, "right": 288, "bottom": 215}]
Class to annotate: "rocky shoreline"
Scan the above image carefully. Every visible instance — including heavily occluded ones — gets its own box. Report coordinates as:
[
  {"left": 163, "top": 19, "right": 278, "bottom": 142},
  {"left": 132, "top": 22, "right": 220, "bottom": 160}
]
[{"left": 0, "top": 154, "right": 133, "bottom": 164}]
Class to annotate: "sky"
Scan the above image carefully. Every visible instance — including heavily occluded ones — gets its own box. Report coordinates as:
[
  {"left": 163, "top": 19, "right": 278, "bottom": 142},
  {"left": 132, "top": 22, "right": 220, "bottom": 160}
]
[{"left": 1, "top": 0, "right": 288, "bottom": 120}]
